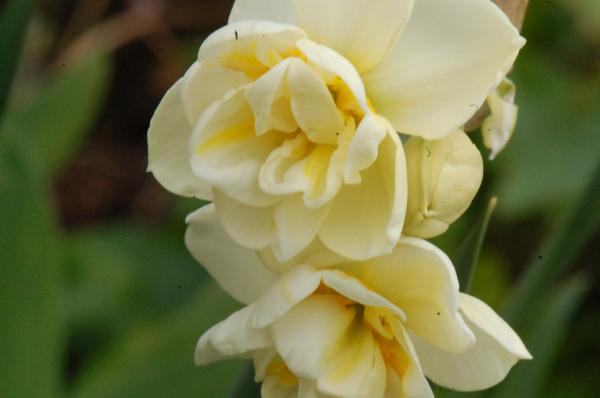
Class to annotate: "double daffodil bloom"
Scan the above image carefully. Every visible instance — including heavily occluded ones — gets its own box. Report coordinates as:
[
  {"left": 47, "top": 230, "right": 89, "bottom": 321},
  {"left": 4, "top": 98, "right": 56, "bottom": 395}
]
[
  {"left": 148, "top": 0, "right": 525, "bottom": 261},
  {"left": 187, "top": 206, "right": 531, "bottom": 398}
]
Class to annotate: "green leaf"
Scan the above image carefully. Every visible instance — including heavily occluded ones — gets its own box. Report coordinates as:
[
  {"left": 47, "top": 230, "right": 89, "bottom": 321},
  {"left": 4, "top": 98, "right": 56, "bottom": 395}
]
[
  {"left": 503, "top": 159, "right": 600, "bottom": 327},
  {"left": 452, "top": 197, "right": 498, "bottom": 293},
  {"left": 229, "top": 362, "right": 261, "bottom": 398},
  {"left": 0, "top": 136, "right": 64, "bottom": 397},
  {"left": 70, "top": 280, "right": 243, "bottom": 398},
  {"left": 493, "top": 276, "right": 589, "bottom": 398},
  {"left": 0, "top": 55, "right": 111, "bottom": 175},
  {"left": 0, "top": 0, "right": 33, "bottom": 117}
]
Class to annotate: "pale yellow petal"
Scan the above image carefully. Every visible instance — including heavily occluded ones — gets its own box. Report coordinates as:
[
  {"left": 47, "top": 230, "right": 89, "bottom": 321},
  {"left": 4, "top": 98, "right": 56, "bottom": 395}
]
[
  {"left": 344, "top": 113, "right": 389, "bottom": 184},
  {"left": 250, "top": 265, "right": 322, "bottom": 329},
  {"left": 287, "top": 59, "right": 344, "bottom": 145},
  {"left": 195, "top": 304, "right": 272, "bottom": 365},
  {"left": 245, "top": 58, "right": 298, "bottom": 135},
  {"left": 190, "top": 88, "right": 280, "bottom": 206},
  {"left": 292, "top": 0, "right": 414, "bottom": 72},
  {"left": 182, "top": 61, "right": 250, "bottom": 124},
  {"left": 229, "top": 0, "right": 295, "bottom": 25},
  {"left": 363, "top": 0, "right": 525, "bottom": 139},
  {"left": 412, "top": 294, "right": 531, "bottom": 391},
  {"left": 185, "top": 205, "right": 277, "bottom": 305},
  {"left": 271, "top": 195, "right": 331, "bottom": 261},
  {"left": 319, "top": 132, "right": 406, "bottom": 261},
  {"left": 361, "top": 238, "right": 475, "bottom": 353},
  {"left": 213, "top": 189, "right": 275, "bottom": 250},
  {"left": 272, "top": 294, "right": 355, "bottom": 379},
  {"left": 296, "top": 38, "right": 368, "bottom": 113},
  {"left": 147, "top": 79, "right": 212, "bottom": 199},
  {"left": 321, "top": 270, "right": 406, "bottom": 321}
]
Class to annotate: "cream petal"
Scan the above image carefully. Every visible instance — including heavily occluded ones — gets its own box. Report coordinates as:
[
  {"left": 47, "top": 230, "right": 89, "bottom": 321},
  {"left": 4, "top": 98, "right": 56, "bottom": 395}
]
[
  {"left": 319, "top": 132, "right": 407, "bottom": 261},
  {"left": 245, "top": 58, "right": 298, "bottom": 135},
  {"left": 344, "top": 114, "right": 389, "bottom": 184},
  {"left": 195, "top": 304, "right": 272, "bottom": 366},
  {"left": 292, "top": 0, "right": 414, "bottom": 72},
  {"left": 261, "top": 375, "right": 298, "bottom": 398},
  {"left": 296, "top": 39, "right": 368, "bottom": 113},
  {"left": 259, "top": 134, "right": 310, "bottom": 196},
  {"left": 213, "top": 189, "right": 276, "bottom": 250},
  {"left": 413, "top": 294, "right": 531, "bottom": 392},
  {"left": 403, "top": 130, "right": 483, "bottom": 239},
  {"left": 147, "top": 79, "right": 212, "bottom": 200},
  {"left": 287, "top": 59, "right": 344, "bottom": 145},
  {"left": 190, "top": 88, "right": 280, "bottom": 206},
  {"left": 361, "top": 237, "right": 475, "bottom": 353},
  {"left": 298, "top": 380, "right": 319, "bottom": 398},
  {"left": 482, "top": 78, "right": 518, "bottom": 160},
  {"left": 271, "top": 195, "right": 331, "bottom": 261},
  {"left": 317, "top": 324, "right": 386, "bottom": 398},
  {"left": 250, "top": 265, "right": 322, "bottom": 329},
  {"left": 272, "top": 294, "right": 356, "bottom": 379},
  {"left": 199, "top": 21, "right": 306, "bottom": 64},
  {"left": 229, "top": 0, "right": 296, "bottom": 25},
  {"left": 185, "top": 204, "right": 277, "bottom": 305},
  {"left": 363, "top": 0, "right": 526, "bottom": 139},
  {"left": 321, "top": 269, "right": 406, "bottom": 321},
  {"left": 389, "top": 320, "right": 434, "bottom": 398},
  {"left": 253, "top": 348, "right": 278, "bottom": 382},
  {"left": 182, "top": 61, "right": 250, "bottom": 124}
]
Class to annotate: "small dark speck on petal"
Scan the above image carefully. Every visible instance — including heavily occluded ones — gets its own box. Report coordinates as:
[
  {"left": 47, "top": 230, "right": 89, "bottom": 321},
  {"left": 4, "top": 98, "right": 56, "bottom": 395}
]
[
  {"left": 436, "top": 312, "right": 441, "bottom": 316},
  {"left": 235, "top": 31, "right": 239, "bottom": 40}
]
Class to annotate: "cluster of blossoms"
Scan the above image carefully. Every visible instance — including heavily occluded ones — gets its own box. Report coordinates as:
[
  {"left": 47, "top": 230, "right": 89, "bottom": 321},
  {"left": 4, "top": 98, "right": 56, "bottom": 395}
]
[{"left": 148, "top": 0, "right": 530, "bottom": 397}]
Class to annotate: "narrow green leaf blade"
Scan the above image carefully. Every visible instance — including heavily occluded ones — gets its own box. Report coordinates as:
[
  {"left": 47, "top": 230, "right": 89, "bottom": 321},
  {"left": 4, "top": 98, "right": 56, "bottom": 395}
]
[
  {"left": 71, "top": 281, "right": 243, "bottom": 398},
  {"left": 0, "top": 0, "right": 33, "bottom": 117},
  {"left": 1, "top": 55, "right": 111, "bottom": 175},
  {"left": 503, "top": 160, "right": 600, "bottom": 326},
  {"left": 0, "top": 137, "right": 64, "bottom": 397},
  {"left": 494, "top": 276, "right": 589, "bottom": 398},
  {"left": 453, "top": 197, "right": 498, "bottom": 293}
]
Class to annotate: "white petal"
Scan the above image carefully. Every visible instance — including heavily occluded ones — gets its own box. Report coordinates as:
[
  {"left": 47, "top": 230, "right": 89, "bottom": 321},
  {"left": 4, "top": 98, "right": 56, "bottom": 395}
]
[
  {"left": 195, "top": 304, "right": 272, "bottom": 365},
  {"left": 363, "top": 0, "right": 526, "bottom": 139},
  {"left": 287, "top": 59, "right": 344, "bottom": 145},
  {"left": 185, "top": 204, "right": 277, "bottom": 305},
  {"left": 229, "top": 0, "right": 295, "bottom": 25},
  {"left": 250, "top": 265, "right": 322, "bottom": 328},
  {"left": 403, "top": 130, "right": 483, "bottom": 239},
  {"left": 245, "top": 59, "right": 298, "bottom": 135},
  {"left": 482, "top": 78, "right": 518, "bottom": 160},
  {"left": 213, "top": 189, "right": 276, "bottom": 250},
  {"left": 253, "top": 348, "right": 278, "bottom": 382},
  {"left": 271, "top": 195, "right": 331, "bottom": 261},
  {"left": 190, "top": 88, "right": 280, "bottom": 206},
  {"left": 182, "top": 61, "right": 250, "bottom": 124},
  {"left": 272, "top": 294, "right": 355, "bottom": 379},
  {"left": 319, "top": 131, "right": 407, "bottom": 261},
  {"left": 362, "top": 237, "right": 475, "bottom": 353},
  {"left": 413, "top": 294, "right": 531, "bottom": 391},
  {"left": 292, "top": 0, "right": 414, "bottom": 72},
  {"left": 296, "top": 39, "right": 368, "bottom": 113},
  {"left": 261, "top": 375, "right": 298, "bottom": 398},
  {"left": 321, "top": 269, "right": 406, "bottom": 321},
  {"left": 147, "top": 79, "right": 212, "bottom": 200}
]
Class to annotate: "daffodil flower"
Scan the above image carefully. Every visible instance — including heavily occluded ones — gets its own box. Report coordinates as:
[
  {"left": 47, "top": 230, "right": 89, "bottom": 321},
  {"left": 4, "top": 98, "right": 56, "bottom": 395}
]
[
  {"left": 148, "top": 0, "right": 525, "bottom": 261},
  {"left": 187, "top": 206, "right": 531, "bottom": 398}
]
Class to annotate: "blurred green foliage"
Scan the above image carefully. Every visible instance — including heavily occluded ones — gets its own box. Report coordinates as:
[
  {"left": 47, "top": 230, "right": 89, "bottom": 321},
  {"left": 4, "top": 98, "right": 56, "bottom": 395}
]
[{"left": 0, "top": 1, "right": 598, "bottom": 398}]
